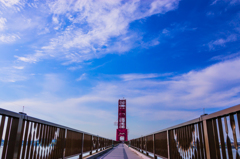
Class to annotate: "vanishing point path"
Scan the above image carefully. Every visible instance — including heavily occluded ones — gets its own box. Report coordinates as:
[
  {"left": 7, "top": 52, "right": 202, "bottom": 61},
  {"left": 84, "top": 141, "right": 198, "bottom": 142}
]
[{"left": 97, "top": 143, "right": 145, "bottom": 159}]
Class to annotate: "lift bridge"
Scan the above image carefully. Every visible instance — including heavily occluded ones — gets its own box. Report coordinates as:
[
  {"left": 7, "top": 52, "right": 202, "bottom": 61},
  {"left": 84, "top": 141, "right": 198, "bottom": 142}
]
[{"left": 0, "top": 100, "right": 240, "bottom": 159}]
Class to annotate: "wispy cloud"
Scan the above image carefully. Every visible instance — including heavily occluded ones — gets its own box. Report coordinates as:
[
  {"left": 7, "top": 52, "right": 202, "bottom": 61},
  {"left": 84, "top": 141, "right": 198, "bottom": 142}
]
[
  {"left": 76, "top": 73, "right": 86, "bottom": 81},
  {"left": 12, "top": 0, "right": 180, "bottom": 64},
  {"left": 0, "top": 57, "right": 240, "bottom": 138},
  {"left": 0, "top": 34, "right": 20, "bottom": 43},
  {"left": 14, "top": 51, "right": 44, "bottom": 63},
  {"left": 81, "top": 57, "right": 240, "bottom": 116},
  {"left": 0, "top": 66, "right": 27, "bottom": 82},
  {"left": 210, "top": 52, "right": 240, "bottom": 61},
  {"left": 68, "top": 65, "right": 82, "bottom": 71},
  {"left": 120, "top": 73, "right": 171, "bottom": 81},
  {"left": 0, "top": 97, "right": 116, "bottom": 137},
  {"left": 208, "top": 34, "right": 237, "bottom": 50},
  {"left": 0, "top": 17, "right": 7, "bottom": 31},
  {"left": 13, "top": 66, "right": 24, "bottom": 69},
  {"left": 211, "top": 0, "right": 219, "bottom": 5},
  {"left": 211, "top": 0, "right": 240, "bottom": 5},
  {"left": 134, "top": 109, "right": 201, "bottom": 121},
  {"left": 0, "top": 0, "right": 23, "bottom": 8},
  {"left": 162, "top": 23, "right": 197, "bottom": 35}
]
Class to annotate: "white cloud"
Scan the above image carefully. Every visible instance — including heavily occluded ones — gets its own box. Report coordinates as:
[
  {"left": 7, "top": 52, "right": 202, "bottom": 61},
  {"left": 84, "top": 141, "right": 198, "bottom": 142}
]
[
  {"left": 162, "top": 28, "right": 169, "bottom": 34},
  {"left": 0, "top": 1, "right": 51, "bottom": 45},
  {"left": 15, "top": 0, "right": 180, "bottom": 63},
  {"left": 149, "top": 0, "right": 179, "bottom": 15},
  {"left": 68, "top": 65, "right": 82, "bottom": 71},
  {"left": 74, "top": 57, "right": 240, "bottom": 119},
  {"left": 37, "top": 27, "right": 50, "bottom": 35},
  {"left": 208, "top": 34, "right": 237, "bottom": 50},
  {"left": 160, "top": 23, "right": 197, "bottom": 39},
  {"left": 211, "top": 0, "right": 219, "bottom": 5},
  {"left": 0, "top": 58, "right": 239, "bottom": 138},
  {"left": 76, "top": 73, "right": 86, "bottom": 81},
  {"left": 0, "top": 17, "right": 7, "bottom": 31},
  {"left": 0, "top": 0, "right": 22, "bottom": 7},
  {"left": 0, "top": 34, "right": 20, "bottom": 43},
  {"left": 120, "top": 73, "right": 171, "bottom": 81},
  {"left": 0, "top": 97, "right": 116, "bottom": 138},
  {"left": 210, "top": 52, "right": 240, "bottom": 61},
  {"left": 52, "top": 16, "right": 59, "bottom": 24},
  {"left": 15, "top": 50, "right": 44, "bottom": 63},
  {"left": 211, "top": 0, "right": 240, "bottom": 5},
  {"left": 13, "top": 66, "right": 24, "bottom": 69},
  {"left": 0, "top": 66, "right": 27, "bottom": 82},
  {"left": 135, "top": 109, "right": 201, "bottom": 121}
]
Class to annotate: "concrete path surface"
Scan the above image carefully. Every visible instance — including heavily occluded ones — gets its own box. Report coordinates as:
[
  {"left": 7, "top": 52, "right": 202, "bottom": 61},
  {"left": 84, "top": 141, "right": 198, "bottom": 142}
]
[{"left": 97, "top": 143, "right": 148, "bottom": 159}]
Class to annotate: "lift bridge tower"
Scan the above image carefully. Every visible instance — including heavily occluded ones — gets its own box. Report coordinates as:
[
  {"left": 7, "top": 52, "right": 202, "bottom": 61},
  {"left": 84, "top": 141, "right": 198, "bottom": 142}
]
[{"left": 116, "top": 99, "right": 128, "bottom": 141}]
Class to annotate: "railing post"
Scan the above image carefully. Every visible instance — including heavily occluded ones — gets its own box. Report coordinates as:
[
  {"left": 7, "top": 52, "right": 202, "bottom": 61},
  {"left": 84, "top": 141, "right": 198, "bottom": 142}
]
[
  {"left": 203, "top": 120, "right": 211, "bottom": 159},
  {"left": 62, "top": 129, "right": 67, "bottom": 159},
  {"left": 139, "top": 138, "right": 140, "bottom": 152},
  {"left": 146, "top": 137, "right": 149, "bottom": 156},
  {"left": 13, "top": 114, "right": 24, "bottom": 159},
  {"left": 153, "top": 134, "right": 157, "bottom": 159},
  {"left": 79, "top": 133, "right": 84, "bottom": 159},
  {"left": 102, "top": 138, "right": 105, "bottom": 150},
  {"left": 90, "top": 135, "right": 93, "bottom": 155},
  {"left": 103, "top": 138, "right": 104, "bottom": 150},
  {"left": 96, "top": 136, "right": 99, "bottom": 152},
  {"left": 167, "top": 130, "right": 170, "bottom": 159}
]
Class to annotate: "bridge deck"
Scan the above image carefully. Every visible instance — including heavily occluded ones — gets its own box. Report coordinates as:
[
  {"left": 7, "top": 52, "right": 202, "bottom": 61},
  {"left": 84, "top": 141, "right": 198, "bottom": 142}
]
[{"left": 97, "top": 143, "right": 144, "bottom": 159}]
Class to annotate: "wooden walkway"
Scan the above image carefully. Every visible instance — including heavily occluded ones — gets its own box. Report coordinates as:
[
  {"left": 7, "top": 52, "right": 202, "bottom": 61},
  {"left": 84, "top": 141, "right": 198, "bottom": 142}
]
[{"left": 97, "top": 143, "right": 143, "bottom": 159}]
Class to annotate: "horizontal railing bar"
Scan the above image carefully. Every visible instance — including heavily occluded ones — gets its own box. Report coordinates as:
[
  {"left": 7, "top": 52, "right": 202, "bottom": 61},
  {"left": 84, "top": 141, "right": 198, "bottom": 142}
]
[
  {"left": 130, "top": 104, "right": 240, "bottom": 140},
  {"left": 138, "top": 117, "right": 200, "bottom": 138},
  {"left": 0, "top": 108, "right": 21, "bottom": 118},
  {"left": 129, "top": 104, "right": 240, "bottom": 159},
  {"left": 0, "top": 107, "right": 112, "bottom": 141},
  {"left": 202, "top": 104, "right": 240, "bottom": 120},
  {"left": 27, "top": 115, "right": 102, "bottom": 138}
]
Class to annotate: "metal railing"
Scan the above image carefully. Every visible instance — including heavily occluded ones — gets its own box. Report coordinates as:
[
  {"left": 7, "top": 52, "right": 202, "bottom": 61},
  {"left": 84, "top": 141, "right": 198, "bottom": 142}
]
[
  {"left": 0, "top": 107, "right": 119, "bottom": 159},
  {"left": 127, "top": 104, "right": 240, "bottom": 159}
]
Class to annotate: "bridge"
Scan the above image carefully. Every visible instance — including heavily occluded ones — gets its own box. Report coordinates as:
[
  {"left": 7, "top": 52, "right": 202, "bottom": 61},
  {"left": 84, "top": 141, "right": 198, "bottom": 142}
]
[{"left": 0, "top": 102, "right": 240, "bottom": 159}]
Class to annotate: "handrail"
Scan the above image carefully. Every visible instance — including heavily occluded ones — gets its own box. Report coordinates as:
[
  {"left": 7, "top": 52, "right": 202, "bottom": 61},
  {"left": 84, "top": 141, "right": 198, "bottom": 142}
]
[
  {"left": 0, "top": 107, "right": 119, "bottom": 159},
  {"left": 127, "top": 104, "right": 240, "bottom": 159},
  {"left": 0, "top": 107, "right": 108, "bottom": 138}
]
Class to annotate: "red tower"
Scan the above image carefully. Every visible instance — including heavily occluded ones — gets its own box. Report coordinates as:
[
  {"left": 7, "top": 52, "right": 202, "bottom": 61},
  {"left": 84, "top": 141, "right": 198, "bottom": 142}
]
[{"left": 116, "top": 99, "right": 128, "bottom": 141}]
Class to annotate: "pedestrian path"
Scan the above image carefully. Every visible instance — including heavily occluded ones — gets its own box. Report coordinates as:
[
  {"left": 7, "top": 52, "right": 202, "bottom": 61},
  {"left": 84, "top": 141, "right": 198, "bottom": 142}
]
[{"left": 97, "top": 143, "right": 144, "bottom": 159}]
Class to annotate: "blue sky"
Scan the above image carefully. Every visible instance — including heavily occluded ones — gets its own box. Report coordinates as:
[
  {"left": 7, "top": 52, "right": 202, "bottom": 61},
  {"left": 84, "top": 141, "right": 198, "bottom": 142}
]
[{"left": 0, "top": 0, "right": 240, "bottom": 140}]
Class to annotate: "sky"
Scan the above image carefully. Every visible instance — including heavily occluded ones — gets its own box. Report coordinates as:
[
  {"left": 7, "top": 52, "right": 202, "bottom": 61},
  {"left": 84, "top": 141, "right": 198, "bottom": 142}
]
[{"left": 0, "top": 0, "right": 240, "bottom": 140}]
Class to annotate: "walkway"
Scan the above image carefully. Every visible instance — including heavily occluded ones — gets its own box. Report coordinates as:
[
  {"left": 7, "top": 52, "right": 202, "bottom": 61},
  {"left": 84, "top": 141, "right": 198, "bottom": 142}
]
[{"left": 97, "top": 143, "right": 143, "bottom": 159}]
